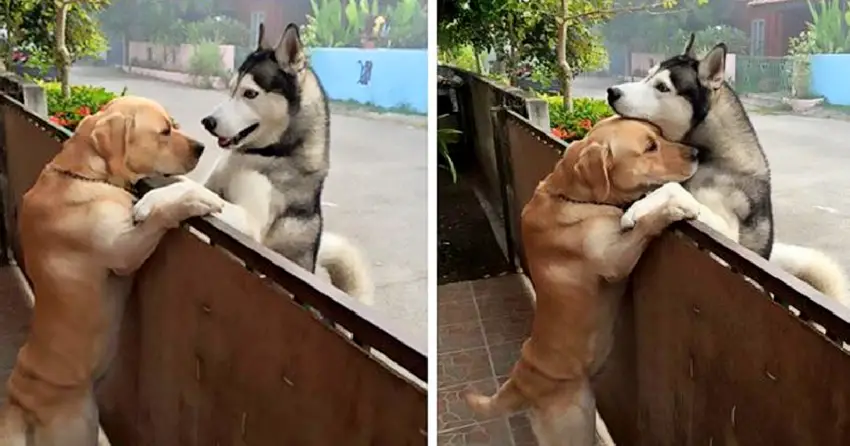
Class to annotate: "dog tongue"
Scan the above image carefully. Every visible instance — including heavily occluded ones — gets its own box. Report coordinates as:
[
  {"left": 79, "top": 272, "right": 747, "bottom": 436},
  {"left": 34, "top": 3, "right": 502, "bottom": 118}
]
[{"left": 217, "top": 137, "right": 231, "bottom": 148}]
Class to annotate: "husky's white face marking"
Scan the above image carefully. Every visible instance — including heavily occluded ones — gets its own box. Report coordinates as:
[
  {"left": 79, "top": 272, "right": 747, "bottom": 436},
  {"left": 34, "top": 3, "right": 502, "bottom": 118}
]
[
  {"left": 206, "top": 73, "right": 291, "bottom": 150},
  {"left": 608, "top": 68, "right": 694, "bottom": 141}
]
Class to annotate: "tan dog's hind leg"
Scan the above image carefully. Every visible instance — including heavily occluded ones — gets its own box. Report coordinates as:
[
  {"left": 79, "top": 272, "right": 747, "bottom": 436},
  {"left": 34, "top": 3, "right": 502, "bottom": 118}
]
[
  {"left": 32, "top": 392, "right": 99, "bottom": 446},
  {"left": 463, "top": 378, "right": 528, "bottom": 418},
  {"left": 531, "top": 378, "right": 596, "bottom": 446},
  {"left": 0, "top": 404, "right": 28, "bottom": 446}
]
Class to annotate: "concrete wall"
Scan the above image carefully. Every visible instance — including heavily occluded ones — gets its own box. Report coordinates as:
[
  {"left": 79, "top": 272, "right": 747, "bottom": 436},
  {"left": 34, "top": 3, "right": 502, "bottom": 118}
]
[
  {"left": 128, "top": 42, "right": 235, "bottom": 73},
  {"left": 810, "top": 54, "right": 850, "bottom": 105},
  {"left": 309, "top": 48, "right": 427, "bottom": 114}
]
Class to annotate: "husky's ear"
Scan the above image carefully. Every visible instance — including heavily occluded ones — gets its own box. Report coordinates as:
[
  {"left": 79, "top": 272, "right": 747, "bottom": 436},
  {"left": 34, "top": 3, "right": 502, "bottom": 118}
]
[
  {"left": 698, "top": 43, "right": 727, "bottom": 90},
  {"left": 257, "top": 22, "right": 268, "bottom": 49},
  {"left": 274, "top": 23, "right": 307, "bottom": 74},
  {"left": 683, "top": 33, "right": 696, "bottom": 58}
]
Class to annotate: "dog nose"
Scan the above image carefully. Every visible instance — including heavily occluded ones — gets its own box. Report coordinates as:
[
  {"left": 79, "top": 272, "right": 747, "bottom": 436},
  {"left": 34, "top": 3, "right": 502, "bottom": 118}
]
[
  {"left": 190, "top": 140, "right": 205, "bottom": 158},
  {"left": 607, "top": 87, "right": 622, "bottom": 104},
  {"left": 201, "top": 116, "right": 216, "bottom": 132}
]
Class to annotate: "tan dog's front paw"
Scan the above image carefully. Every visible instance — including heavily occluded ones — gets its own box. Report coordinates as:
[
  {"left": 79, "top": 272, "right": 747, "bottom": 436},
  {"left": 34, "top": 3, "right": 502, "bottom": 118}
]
[
  {"left": 133, "top": 181, "right": 224, "bottom": 228},
  {"left": 625, "top": 182, "right": 699, "bottom": 233}
]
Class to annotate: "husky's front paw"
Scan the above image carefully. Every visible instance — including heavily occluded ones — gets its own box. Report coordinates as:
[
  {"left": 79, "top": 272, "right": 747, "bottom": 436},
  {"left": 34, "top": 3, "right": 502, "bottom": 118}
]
[{"left": 212, "top": 203, "right": 262, "bottom": 242}]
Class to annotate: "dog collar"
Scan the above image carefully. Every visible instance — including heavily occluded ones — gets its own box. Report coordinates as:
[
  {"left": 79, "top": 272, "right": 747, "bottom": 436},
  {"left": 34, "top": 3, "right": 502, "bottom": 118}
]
[
  {"left": 557, "top": 194, "right": 632, "bottom": 210},
  {"left": 48, "top": 166, "right": 134, "bottom": 193},
  {"left": 240, "top": 137, "right": 304, "bottom": 158}
]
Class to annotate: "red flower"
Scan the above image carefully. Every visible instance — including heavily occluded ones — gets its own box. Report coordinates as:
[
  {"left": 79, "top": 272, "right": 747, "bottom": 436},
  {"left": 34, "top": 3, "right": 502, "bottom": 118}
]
[
  {"left": 49, "top": 115, "right": 61, "bottom": 125},
  {"left": 551, "top": 127, "right": 575, "bottom": 141},
  {"left": 579, "top": 119, "right": 593, "bottom": 130},
  {"left": 77, "top": 106, "right": 91, "bottom": 116}
]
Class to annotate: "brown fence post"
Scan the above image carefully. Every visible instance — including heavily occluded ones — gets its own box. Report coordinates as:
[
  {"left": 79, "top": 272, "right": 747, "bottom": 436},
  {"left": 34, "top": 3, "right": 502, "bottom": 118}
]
[{"left": 489, "top": 106, "right": 517, "bottom": 269}]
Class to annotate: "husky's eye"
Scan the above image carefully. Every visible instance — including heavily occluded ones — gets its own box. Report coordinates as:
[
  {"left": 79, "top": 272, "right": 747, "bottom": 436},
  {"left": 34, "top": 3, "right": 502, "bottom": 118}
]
[
  {"left": 646, "top": 140, "right": 658, "bottom": 152},
  {"left": 243, "top": 89, "right": 259, "bottom": 99},
  {"left": 655, "top": 83, "right": 670, "bottom": 93}
]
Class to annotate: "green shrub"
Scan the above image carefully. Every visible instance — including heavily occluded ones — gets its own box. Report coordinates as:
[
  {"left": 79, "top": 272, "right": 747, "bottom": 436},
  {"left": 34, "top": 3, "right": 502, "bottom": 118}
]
[
  {"left": 544, "top": 96, "right": 613, "bottom": 142},
  {"left": 185, "top": 17, "right": 251, "bottom": 46},
  {"left": 39, "top": 82, "right": 127, "bottom": 131},
  {"left": 438, "top": 45, "right": 480, "bottom": 72},
  {"left": 188, "top": 40, "right": 226, "bottom": 81}
]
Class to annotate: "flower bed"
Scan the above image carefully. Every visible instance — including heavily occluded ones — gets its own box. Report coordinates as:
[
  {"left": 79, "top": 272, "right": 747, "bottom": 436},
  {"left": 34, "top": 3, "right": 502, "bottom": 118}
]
[
  {"left": 39, "top": 82, "right": 127, "bottom": 131},
  {"left": 544, "top": 95, "right": 613, "bottom": 144}
]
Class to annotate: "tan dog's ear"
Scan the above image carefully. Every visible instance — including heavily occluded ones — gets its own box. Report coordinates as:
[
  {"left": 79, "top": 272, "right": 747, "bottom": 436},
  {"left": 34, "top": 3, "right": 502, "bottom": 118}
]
[
  {"left": 90, "top": 111, "right": 134, "bottom": 181},
  {"left": 572, "top": 140, "right": 612, "bottom": 200}
]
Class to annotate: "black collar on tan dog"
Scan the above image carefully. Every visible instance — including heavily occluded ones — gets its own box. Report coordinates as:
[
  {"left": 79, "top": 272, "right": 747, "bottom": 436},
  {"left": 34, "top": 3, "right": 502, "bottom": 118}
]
[
  {"left": 47, "top": 166, "right": 134, "bottom": 194},
  {"left": 556, "top": 194, "right": 632, "bottom": 210}
]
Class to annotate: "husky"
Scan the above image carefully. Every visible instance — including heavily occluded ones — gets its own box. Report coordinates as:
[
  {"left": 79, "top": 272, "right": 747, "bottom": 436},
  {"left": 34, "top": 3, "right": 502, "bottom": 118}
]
[
  {"left": 607, "top": 34, "right": 848, "bottom": 302},
  {"left": 199, "top": 23, "right": 374, "bottom": 304}
]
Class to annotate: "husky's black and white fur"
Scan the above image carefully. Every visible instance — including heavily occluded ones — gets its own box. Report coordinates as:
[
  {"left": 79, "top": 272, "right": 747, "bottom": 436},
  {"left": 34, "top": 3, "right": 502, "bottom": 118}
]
[
  {"left": 608, "top": 34, "right": 848, "bottom": 302},
  {"left": 199, "top": 23, "right": 373, "bottom": 303}
]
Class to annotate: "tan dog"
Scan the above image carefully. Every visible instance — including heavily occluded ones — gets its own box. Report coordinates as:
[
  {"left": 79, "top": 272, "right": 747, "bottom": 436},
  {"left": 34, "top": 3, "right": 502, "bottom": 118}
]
[
  {"left": 464, "top": 117, "right": 703, "bottom": 445},
  {"left": 0, "top": 96, "right": 226, "bottom": 445}
]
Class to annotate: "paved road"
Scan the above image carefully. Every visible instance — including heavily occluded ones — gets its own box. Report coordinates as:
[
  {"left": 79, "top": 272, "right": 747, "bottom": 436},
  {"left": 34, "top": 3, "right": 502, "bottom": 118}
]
[
  {"left": 69, "top": 66, "right": 428, "bottom": 344},
  {"left": 572, "top": 77, "right": 850, "bottom": 282}
]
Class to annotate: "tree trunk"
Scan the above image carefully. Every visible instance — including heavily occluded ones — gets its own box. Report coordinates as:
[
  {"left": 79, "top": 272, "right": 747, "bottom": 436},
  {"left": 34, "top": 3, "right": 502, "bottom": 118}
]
[
  {"left": 474, "top": 49, "right": 483, "bottom": 74},
  {"left": 557, "top": 0, "right": 574, "bottom": 112},
  {"left": 3, "top": 0, "right": 12, "bottom": 70},
  {"left": 55, "top": 0, "right": 72, "bottom": 98}
]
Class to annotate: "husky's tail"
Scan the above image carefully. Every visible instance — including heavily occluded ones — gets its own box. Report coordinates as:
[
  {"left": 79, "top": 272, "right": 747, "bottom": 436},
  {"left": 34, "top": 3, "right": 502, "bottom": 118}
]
[
  {"left": 771, "top": 242, "right": 849, "bottom": 305},
  {"left": 317, "top": 232, "right": 374, "bottom": 305}
]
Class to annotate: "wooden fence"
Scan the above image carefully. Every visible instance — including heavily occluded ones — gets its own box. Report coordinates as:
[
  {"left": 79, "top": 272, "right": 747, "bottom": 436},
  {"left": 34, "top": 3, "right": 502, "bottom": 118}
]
[
  {"left": 0, "top": 90, "right": 427, "bottom": 445},
  {"left": 499, "top": 107, "right": 850, "bottom": 445}
]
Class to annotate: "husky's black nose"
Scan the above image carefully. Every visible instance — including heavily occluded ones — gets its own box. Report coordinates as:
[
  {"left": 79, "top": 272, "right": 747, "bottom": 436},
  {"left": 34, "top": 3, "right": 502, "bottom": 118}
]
[
  {"left": 190, "top": 139, "right": 205, "bottom": 158},
  {"left": 201, "top": 116, "right": 217, "bottom": 132},
  {"left": 607, "top": 87, "right": 622, "bottom": 104}
]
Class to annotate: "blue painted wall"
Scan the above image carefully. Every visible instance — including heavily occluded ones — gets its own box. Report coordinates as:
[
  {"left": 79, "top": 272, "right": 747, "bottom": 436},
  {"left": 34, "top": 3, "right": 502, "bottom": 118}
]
[
  {"left": 309, "top": 48, "right": 427, "bottom": 114},
  {"left": 810, "top": 54, "right": 850, "bottom": 106}
]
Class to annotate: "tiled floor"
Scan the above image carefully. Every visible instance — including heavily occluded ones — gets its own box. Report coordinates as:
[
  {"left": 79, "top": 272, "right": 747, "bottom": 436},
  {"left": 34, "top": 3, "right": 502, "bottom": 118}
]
[{"left": 437, "top": 274, "right": 538, "bottom": 446}]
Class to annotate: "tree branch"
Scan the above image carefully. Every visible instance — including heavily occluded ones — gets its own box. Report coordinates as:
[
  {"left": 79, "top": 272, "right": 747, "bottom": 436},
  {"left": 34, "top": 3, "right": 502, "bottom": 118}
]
[{"left": 564, "top": 2, "right": 689, "bottom": 22}]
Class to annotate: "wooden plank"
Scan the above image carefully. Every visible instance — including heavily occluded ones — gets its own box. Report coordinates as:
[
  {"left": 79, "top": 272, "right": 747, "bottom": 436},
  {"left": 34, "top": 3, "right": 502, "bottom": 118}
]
[
  {"left": 632, "top": 231, "right": 850, "bottom": 445},
  {"left": 131, "top": 230, "right": 427, "bottom": 446}
]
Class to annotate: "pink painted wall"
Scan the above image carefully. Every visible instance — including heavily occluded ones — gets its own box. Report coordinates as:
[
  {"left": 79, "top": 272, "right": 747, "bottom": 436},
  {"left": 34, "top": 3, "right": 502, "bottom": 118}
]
[{"left": 128, "top": 42, "right": 235, "bottom": 73}]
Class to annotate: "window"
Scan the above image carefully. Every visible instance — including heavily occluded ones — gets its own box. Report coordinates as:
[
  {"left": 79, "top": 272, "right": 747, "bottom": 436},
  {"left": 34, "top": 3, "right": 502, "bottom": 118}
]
[
  {"left": 250, "top": 11, "right": 267, "bottom": 46},
  {"left": 750, "top": 19, "right": 766, "bottom": 56}
]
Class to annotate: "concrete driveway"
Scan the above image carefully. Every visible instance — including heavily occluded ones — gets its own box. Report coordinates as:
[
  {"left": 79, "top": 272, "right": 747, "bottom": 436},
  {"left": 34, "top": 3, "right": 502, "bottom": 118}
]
[{"left": 70, "top": 66, "right": 428, "bottom": 343}]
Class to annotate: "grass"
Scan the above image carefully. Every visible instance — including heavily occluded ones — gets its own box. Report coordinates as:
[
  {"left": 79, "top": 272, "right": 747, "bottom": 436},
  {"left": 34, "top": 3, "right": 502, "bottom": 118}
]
[
  {"left": 822, "top": 103, "right": 850, "bottom": 114},
  {"left": 330, "top": 99, "right": 424, "bottom": 116}
]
